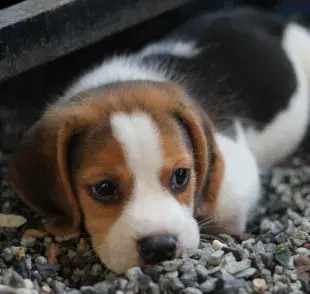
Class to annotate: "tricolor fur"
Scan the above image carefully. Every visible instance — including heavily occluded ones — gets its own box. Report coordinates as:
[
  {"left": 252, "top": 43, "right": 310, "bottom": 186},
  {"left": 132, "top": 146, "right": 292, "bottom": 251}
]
[{"left": 8, "top": 7, "right": 310, "bottom": 273}]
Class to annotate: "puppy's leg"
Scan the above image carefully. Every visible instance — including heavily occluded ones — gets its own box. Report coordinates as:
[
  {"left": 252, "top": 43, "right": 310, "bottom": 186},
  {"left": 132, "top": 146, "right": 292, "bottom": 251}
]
[
  {"left": 209, "top": 122, "right": 261, "bottom": 235},
  {"left": 246, "top": 23, "right": 310, "bottom": 171}
]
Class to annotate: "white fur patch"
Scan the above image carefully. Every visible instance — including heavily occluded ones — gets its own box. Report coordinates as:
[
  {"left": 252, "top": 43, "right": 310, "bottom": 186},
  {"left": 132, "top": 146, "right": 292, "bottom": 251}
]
[
  {"left": 139, "top": 40, "right": 201, "bottom": 58},
  {"left": 246, "top": 23, "right": 310, "bottom": 171},
  {"left": 99, "top": 112, "right": 199, "bottom": 274},
  {"left": 215, "top": 121, "right": 261, "bottom": 234},
  {"left": 63, "top": 56, "right": 169, "bottom": 99}
]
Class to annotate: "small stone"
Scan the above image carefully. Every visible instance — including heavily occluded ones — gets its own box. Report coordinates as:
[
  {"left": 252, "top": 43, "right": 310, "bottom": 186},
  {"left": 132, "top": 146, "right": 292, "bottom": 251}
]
[
  {"left": 200, "top": 278, "right": 217, "bottom": 292},
  {"left": 275, "top": 265, "right": 284, "bottom": 274},
  {"left": 2, "top": 247, "right": 13, "bottom": 262},
  {"left": 207, "top": 265, "right": 221, "bottom": 274},
  {"left": 252, "top": 278, "right": 267, "bottom": 292},
  {"left": 274, "top": 281, "right": 288, "bottom": 292},
  {"left": 23, "top": 229, "right": 49, "bottom": 239},
  {"left": 275, "top": 247, "right": 293, "bottom": 268},
  {"left": 36, "top": 263, "right": 60, "bottom": 279},
  {"left": 264, "top": 243, "right": 277, "bottom": 254},
  {"left": 94, "top": 281, "right": 110, "bottom": 294},
  {"left": 165, "top": 271, "right": 178, "bottom": 279},
  {"left": 182, "top": 287, "right": 203, "bottom": 294},
  {"left": 162, "top": 259, "right": 183, "bottom": 271},
  {"left": 91, "top": 264, "right": 102, "bottom": 276},
  {"left": 35, "top": 256, "right": 47, "bottom": 265},
  {"left": 20, "top": 236, "right": 36, "bottom": 248},
  {"left": 0, "top": 213, "right": 27, "bottom": 228},
  {"left": 24, "top": 279, "right": 34, "bottom": 289},
  {"left": 149, "top": 281, "right": 160, "bottom": 294},
  {"left": 275, "top": 232, "right": 289, "bottom": 244},
  {"left": 144, "top": 265, "right": 163, "bottom": 282},
  {"left": 126, "top": 267, "right": 143, "bottom": 280},
  {"left": 180, "top": 270, "right": 197, "bottom": 287},
  {"left": 179, "top": 260, "right": 195, "bottom": 273},
  {"left": 285, "top": 220, "right": 297, "bottom": 236},
  {"left": 42, "top": 284, "right": 52, "bottom": 292},
  {"left": 80, "top": 287, "right": 98, "bottom": 294},
  {"left": 46, "top": 243, "right": 60, "bottom": 264},
  {"left": 216, "top": 278, "right": 246, "bottom": 291},
  {"left": 260, "top": 219, "right": 275, "bottom": 233},
  {"left": 208, "top": 250, "right": 224, "bottom": 266},
  {"left": 117, "top": 278, "right": 128, "bottom": 291},
  {"left": 224, "top": 259, "right": 251, "bottom": 275},
  {"left": 169, "top": 277, "right": 185, "bottom": 291},
  {"left": 301, "top": 219, "right": 310, "bottom": 233},
  {"left": 138, "top": 274, "right": 151, "bottom": 291},
  {"left": 234, "top": 267, "right": 256, "bottom": 278},
  {"left": 11, "top": 270, "right": 25, "bottom": 288},
  {"left": 195, "top": 264, "right": 209, "bottom": 282},
  {"left": 212, "top": 240, "right": 227, "bottom": 250},
  {"left": 55, "top": 233, "right": 79, "bottom": 242}
]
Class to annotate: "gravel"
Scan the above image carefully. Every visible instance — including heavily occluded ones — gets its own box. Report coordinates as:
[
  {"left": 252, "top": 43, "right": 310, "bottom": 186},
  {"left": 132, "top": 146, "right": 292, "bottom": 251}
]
[{"left": 0, "top": 135, "right": 309, "bottom": 293}]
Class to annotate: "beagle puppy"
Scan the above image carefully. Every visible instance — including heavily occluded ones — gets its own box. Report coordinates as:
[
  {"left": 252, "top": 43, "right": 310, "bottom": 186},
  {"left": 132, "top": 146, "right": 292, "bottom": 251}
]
[{"left": 8, "top": 7, "right": 310, "bottom": 274}]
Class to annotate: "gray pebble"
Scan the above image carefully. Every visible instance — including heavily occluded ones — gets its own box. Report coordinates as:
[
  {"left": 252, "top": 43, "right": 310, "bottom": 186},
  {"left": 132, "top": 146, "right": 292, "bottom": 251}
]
[
  {"left": 182, "top": 287, "right": 203, "bottom": 294},
  {"left": 51, "top": 280, "right": 65, "bottom": 293},
  {"left": 275, "top": 232, "right": 289, "bottom": 244},
  {"left": 169, "top": 277, "right": 185, "bottom": 291},
  {"left": 117, "top": 278, "right": 128, "bottom": 291},
  {"left": 162, "top": 259, "right": 183, "bottom": 271},
  {"left": 180, "top": 269, "right": 197, "bottom": 287},
  {"left": 138, "top": 274, "right": 151, "bottom": 291},
  {"left": 2, "top": 270, "right": 12, "bottom": 286},
  {"left": 224, "top": 259, "right": 251, "bottom": 275},
  {"left": 35, "top": 256, "right": 47, "bottom": 265},
  {"left": 148, "top": 281, "right": 160, "bottom": 294},
  {"left": 2, "top": 247, "right": 13, "bottom": 262},
  {"left": 275, "top": 247, "right": 292, "bottom": 267},
  {"left": 20, "top": 236, "right": 36, "bottom": 248},
  {"left": 200, "top": 278, "right": 218, "bottom": 293},
  {"left": 234, "top": 267, "right": 256, "bottom": 278},
  {"left": 125, "top": 267, "right": 143, "bottom": 281},
  {"left": 207, "top": 265, "right": 221, "bottom": 274},
  {"left": 179, "top": 260, "right": 195, "bottom": 273},
  {"left": 165, "top": 271, "right": 178, "bottom": 279},
  {"left": 94, "top": 281, "right": 110, "bottom": 294},
  {"left": 11, "top": 270, "right": 25, "bottom": 288},
  {"left": 301, "top": 219, "right": 310, "bottom": 233},
  {"left": 80, "top": 288, "right": 99, "bottom": 294},
  {"left": 144, "top": 265, "right": 163, "bottom": 282},
  {"left": 208, "top": 250, "right": 224, "bottom": 266},
  {"left": 264, "top": 243, "right": 277, "bottom": 254},
  {"left": 126, "top": 279, "right": 139, "bottom": 293},
  {"left": 91, "top": 264, "right": 102, "bottom": 276},
  {"left": 195, "top": 264, "right": 209, "bottom": 281}
]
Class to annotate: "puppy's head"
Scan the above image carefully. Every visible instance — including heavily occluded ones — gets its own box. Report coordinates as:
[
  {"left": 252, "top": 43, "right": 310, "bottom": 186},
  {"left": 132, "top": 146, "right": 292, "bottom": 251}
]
[{"left": 8, "top": 82, "right": 223, "bottom": 273}]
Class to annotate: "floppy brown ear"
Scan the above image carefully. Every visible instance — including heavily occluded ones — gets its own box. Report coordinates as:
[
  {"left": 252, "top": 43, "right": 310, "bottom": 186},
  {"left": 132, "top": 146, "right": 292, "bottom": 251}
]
[
  {"left": 173, "top": 102, "right": 224, "bottom": 214},
  {"left": 8, "top": 115, "right": 82, "bottom": 236}
]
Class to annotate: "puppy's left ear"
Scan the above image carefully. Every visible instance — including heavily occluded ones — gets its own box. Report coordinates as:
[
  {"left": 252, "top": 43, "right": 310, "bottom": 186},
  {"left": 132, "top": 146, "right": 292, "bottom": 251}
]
[
  {"left": 8, "top": 111, "right": 84, "bottom": 236},
  {"left": 173, "top": 102, "right": 224, "bottom": 214}
]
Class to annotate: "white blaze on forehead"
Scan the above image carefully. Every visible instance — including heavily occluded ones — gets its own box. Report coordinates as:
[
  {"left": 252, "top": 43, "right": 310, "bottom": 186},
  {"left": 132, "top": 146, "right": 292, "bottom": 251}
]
[
  {"left": 110, "top": 112, "right": 163, "bottom": 187},
  {"left": 102, "top": 112, "right": 200, "bottom": 273}
]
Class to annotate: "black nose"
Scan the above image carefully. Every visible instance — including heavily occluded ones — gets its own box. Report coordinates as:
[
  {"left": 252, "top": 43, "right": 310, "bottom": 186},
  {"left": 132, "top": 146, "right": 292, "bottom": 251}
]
[{"left": 139, "top": 235, "right": 177, "bottom": 264}]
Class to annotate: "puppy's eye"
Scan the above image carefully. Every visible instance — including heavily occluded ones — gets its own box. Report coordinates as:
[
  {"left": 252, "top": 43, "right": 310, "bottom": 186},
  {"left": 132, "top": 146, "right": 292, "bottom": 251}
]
[
  {"left": 171, "top": 168, "right": 190, "bottom": 193},
  {"left": 90, "top": 180, "right": 118, "bottom": 203}
]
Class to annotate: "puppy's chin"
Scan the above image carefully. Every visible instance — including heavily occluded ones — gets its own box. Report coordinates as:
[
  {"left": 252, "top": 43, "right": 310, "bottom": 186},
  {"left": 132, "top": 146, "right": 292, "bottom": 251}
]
[{"left": 92, "top": 202, "right": 200, "bottom": 274}]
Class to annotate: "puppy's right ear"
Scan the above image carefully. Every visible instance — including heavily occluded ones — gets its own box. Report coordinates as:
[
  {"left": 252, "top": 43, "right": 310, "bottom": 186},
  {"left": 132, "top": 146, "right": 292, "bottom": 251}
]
[{"left": 8, "top": 114, "right": 83, "bottom": 236}]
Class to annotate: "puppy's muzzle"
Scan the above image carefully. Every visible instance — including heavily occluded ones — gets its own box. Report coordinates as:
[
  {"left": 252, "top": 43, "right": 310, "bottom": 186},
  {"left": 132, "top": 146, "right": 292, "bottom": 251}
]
[{"left": 139, "top": 235, "right": 177, "bottom": 264}]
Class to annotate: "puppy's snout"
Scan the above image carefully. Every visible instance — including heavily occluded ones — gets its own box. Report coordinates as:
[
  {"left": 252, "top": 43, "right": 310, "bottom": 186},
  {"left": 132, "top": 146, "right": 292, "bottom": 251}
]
[{"left": 139, "top": 235, "right": 177, "bottom": 264}]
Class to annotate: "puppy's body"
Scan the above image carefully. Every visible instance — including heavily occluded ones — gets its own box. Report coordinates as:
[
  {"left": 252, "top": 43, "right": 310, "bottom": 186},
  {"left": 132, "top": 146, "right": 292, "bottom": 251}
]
[{"left": 9, "top": 7, "right": 310, "bottom": 273}]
